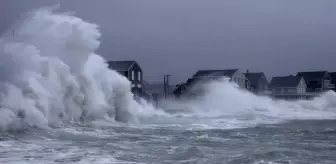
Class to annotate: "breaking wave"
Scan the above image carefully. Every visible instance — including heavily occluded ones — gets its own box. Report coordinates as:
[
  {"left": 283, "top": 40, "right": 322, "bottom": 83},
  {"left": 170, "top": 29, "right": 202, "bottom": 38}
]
[
  {"left": 159, "top": 78, "right": 336, "bottom": 128},
  {"left": 1, "top": 6, "right": 336, "bottom": 132},
  {"left": 0, "top": 6, "right": 161, "bottom": 132}
]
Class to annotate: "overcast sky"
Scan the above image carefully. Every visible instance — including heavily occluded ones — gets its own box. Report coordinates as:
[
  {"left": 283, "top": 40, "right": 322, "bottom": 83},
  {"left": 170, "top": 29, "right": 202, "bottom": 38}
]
[{"left": 1, "top": 0, "right": 336, "bottom": 83}]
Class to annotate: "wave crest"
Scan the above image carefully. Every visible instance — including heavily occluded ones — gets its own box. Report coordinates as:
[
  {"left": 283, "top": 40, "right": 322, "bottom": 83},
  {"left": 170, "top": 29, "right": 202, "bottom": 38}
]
[{"left": 0, "top": 7, "right": 157, "bottom": 132}]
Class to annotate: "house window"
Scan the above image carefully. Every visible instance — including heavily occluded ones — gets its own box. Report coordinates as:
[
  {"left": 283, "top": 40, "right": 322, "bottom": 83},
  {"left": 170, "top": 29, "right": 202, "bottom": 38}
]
[
  {"left": 298, "top": 88, "right": 305, "bottom": 94},
  {"left": 131, "top": 71, "right": 134, "bottom": 80},
  {"left": 131, "top": 84, "right": 135, "bottom": 88},
  {"left": 138, "top": 71, "right": 141, "bottom": 81},
  {"left": 137, "top": 84, "right": 142, "bottom": 88}
]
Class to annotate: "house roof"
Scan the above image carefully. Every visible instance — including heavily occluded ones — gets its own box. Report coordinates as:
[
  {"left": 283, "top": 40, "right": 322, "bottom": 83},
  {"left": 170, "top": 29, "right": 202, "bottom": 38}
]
[
  {"left": 192, "top": 69, "right": 239, "bottom": 78},
  {"left": 269, "top": 75, "right": 302, "bottom": 88},
  {"left": 244, "top": 72, "right": 267, "bottom": 87},
  {"left": 296, "top": 71, "right": 327, "bottom": 80},
  {"left": 173, "top": 83, "right": 187, "bottom": 94},
  {"left": 106, "top": 60, "right": 135, "bottom": 71},
  {"left": 185, "top": 78, "right": 198, "bottom": 87}
]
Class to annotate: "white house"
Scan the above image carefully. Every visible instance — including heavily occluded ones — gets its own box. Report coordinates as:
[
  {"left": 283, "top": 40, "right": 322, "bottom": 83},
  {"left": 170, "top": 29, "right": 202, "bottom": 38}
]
[{"left": 269, "top": 75, "right": 307, "bottom": 100}]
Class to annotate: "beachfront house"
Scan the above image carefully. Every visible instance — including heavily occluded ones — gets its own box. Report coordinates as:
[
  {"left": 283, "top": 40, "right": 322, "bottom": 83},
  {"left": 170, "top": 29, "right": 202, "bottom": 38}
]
[
  {"left": 173, "top": 83, "right": 188, "bottom": 98},
  {"left": 296, "top": 71, "right": 334, "bottom": 93},
  {"left": 189, "top": 69, "right": 249, "bottom": 88},
  {"left": 328, "top": 72, "right": 336, "bottom": 92},
  {"left": 269, "top": 75, "right": 307, "bottom": 100},
  {"left": 244, "top": 72, "right": 269, "bottom": 95},
  {"left": 107, "top": 60, "right": 143, "bottom": 97},
  {"left": 174, "top": 69, "right": 250, "bottom": 98}
]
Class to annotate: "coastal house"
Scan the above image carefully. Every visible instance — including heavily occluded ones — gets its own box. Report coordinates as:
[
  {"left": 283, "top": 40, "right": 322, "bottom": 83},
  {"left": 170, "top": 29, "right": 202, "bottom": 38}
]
[
  {"left": 269, "top": 75, "right": 307, "bottom": 100},
  {"left": 189, "top": 69, "right": 249, "bottom": 88},
  {"left": 175, "top": 69, "right": 250, "bottom": 98},
  {"left": 106, "top": 60, "right": 143, "bottom": 96},
  {"left": 329, "top": 72, "right": 336, "bottom": 92},
  {"left": 172, "top": 83, "right": 188, "bottom": 98},
  {"left": 296, "top": 71, "right": 334, "bottom": 93},
  {"left": 244, "top": 72, "right": 269, "bottom": 95}
]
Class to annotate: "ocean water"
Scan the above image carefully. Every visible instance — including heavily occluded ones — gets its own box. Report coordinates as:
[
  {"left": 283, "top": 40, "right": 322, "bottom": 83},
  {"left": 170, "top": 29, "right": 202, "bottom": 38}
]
[
  {"left": 1, "top": 6, "right": 336, "bottom": 164},
  {"left": 2, "top": 119, "right": 336, "bottom": 164}
]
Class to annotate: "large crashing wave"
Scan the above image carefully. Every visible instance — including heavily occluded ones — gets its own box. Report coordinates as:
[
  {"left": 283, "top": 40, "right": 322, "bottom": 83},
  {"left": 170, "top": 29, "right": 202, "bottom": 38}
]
[{"left": 0, "top": 7, "right": 161, "bottom": 132}]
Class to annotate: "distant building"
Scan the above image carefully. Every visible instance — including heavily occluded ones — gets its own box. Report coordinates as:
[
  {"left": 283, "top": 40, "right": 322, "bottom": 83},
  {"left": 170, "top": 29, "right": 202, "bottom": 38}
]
[
  {"left": 107, "top": 60, "right": 143, "bottom": 97},
  {"left": 175, "top": 69, "right": 250, "bottom": 98},
  {"left": 244, "top": 72, "right": 269, "bottom": 95},
  {"left": 172, "top": 83, "right": 188, "bottom": 99},
  {"left": 269, "top": 75, "right": 307, "bottom": 100},
  {"left": 189, "top": 69, "right": 249, "bottom": 88},
  {"left": 296, "top": 71, "right": 334, "bottom": 93},
  {"left": 329, "top": 72, "right": 336, "bottom": 92}
]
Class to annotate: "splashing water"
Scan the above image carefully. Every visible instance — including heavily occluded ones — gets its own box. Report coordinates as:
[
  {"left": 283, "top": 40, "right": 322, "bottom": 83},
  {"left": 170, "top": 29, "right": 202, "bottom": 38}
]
[
  {"left": 1, "top": 6, "right": 336, "bottom": 133},
  {"left": 158, "top": 78, "right": 336, "bottom": 129},
  {"left": 0, "top": 6, "right": 162, "bottom": 132}
]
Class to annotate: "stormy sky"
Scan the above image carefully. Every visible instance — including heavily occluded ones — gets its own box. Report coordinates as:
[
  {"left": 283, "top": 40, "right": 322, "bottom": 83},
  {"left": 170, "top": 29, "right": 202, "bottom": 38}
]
[{"left": 1, "top": 0, "right": 336, "bottom": 84}]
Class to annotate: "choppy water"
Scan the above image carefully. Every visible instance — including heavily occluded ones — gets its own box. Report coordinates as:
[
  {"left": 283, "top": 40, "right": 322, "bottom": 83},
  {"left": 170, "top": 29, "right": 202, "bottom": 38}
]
[
  {"left": 1, "top": 6, "right": 336, "bottom": 164},
  {"left": 1, "top": 120, "right": 336, "bottom": 164}
]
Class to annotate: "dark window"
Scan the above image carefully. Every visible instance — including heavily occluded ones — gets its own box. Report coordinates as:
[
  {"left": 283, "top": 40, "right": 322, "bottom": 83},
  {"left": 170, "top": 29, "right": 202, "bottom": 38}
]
[{"left": 308, "top": 80, "right": 318, "bottom": 84}]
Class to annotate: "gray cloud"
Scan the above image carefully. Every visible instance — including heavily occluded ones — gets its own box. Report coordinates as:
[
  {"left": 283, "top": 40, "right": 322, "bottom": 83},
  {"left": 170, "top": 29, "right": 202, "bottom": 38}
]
[{"left": 1, "top": 0, "right": 336, "bottom": 83}]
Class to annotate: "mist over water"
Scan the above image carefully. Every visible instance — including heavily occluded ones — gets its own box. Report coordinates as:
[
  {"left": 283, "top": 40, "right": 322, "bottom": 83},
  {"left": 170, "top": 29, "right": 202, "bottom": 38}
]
[{"left": 1, "top": 6, "right": 336, "bottom": 163}]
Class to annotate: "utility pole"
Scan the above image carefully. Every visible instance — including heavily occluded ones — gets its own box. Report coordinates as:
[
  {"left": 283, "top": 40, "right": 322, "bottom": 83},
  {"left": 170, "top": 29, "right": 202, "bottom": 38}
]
[
  {"left": 164, "top": 74, "right": 171, "bottom": 99},
  {"left": 245, "top": 69, "right": 249, "bottom": 90}
]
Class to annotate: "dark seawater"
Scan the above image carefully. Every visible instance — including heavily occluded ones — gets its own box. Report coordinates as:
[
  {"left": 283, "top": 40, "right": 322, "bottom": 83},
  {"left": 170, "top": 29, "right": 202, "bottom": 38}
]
[{"left": 1, "top": 120, "right": 336, "bottom": 164}]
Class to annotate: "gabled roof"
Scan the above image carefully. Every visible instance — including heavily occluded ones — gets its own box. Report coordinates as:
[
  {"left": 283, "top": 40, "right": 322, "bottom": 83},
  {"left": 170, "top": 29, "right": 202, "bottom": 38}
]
[
  {"left": 173, "top": 83, "right": 187, "bottom": 94},
  {"left": 296, "top": 71, "right": 327, "bottom": 80},
  {"left": 106, "top": 60, "right": 135, "bottom": 71},
  {"left": 192, "top": 69, "right": 239, "bottom": 78},
  {"left": 185, "top": 78, "right": 198, "bottom": 87},
  {"left": 244, "top": 72, "right": 267, "bottom": 87},
  {"left": 269, "top": 75, "right": 302, "bottom": 88}
]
